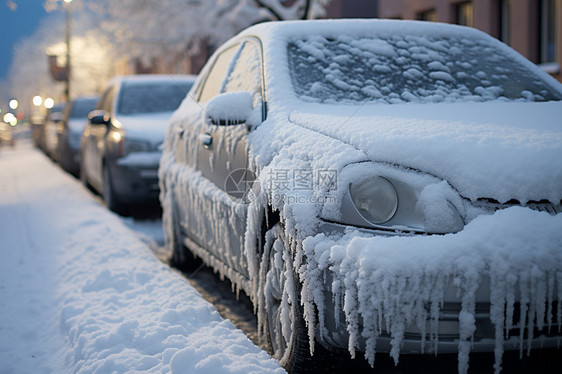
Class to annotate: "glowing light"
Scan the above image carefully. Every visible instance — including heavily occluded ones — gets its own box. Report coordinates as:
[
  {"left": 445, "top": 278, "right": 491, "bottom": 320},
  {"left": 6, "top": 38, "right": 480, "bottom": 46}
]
[
  {"left": 44, "top": 98, "right": 55, "bottom": 109},
  {"left": 9, "top": 99, "right": 18, "bottom": 110},
  {"left": 33, "top": 96, "right": 43, "bottom": 106},
  {"left": 3, "top": 112, "right": 17, "bottom": 126}
]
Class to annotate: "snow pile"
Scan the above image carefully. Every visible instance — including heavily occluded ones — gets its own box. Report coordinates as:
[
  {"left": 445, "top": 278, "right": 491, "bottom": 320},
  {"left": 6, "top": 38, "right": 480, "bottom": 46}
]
[{"left": 0, "top": 143, "right": 284, "bottom": 374}]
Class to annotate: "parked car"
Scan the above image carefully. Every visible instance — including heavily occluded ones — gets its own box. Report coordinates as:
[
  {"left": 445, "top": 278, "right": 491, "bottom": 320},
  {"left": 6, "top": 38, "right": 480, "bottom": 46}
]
[
  {"left": 80, "top": 75, "right": 196, "bottom": 215},
  {"left": 159, "top": 20, "right": 562, "bottom": 372},
  {"left": 30, "top": 113, "right": 45, "bottom": 149},
  {"left": 0, "top": 122, "right": 15, "bottom": 147},
  {"left": 43, "top": 103, "right": 65, "bottom": 159},
  {"left": 56, "top": 96, "right": 99, "bottom": 176}
]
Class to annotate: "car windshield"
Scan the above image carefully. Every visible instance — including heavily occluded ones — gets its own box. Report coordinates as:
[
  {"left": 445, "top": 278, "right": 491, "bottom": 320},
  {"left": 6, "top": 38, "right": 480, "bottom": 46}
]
[
  {"left": 70, "top": 98, "right": 98, "bottom": 118},
  {"left": 288, "top": 34, "right": 562, "bottom": 104},
  {"left": 117, "top": 81, "right": 188, "bottom": 115}
]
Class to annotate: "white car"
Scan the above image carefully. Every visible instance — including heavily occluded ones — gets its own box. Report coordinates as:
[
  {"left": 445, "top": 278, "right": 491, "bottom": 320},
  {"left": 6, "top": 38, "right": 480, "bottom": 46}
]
[{"left": 159, "top": 20, "right": 562, "bottom": 372}]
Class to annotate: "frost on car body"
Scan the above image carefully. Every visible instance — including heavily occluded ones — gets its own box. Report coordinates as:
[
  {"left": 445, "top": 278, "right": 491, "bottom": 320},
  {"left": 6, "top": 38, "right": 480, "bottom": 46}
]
[{"left": 159, "top": 19, "right": 562, "bottom": 373}]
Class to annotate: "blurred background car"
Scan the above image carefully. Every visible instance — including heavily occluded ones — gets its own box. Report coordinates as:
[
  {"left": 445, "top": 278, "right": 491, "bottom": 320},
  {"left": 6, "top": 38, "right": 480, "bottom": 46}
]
[
  {"left": 80, "top": 74, "right": 196, "bottom": 215},
  {"left": 0, "top": 122, "right": 16, "bottom": 147},
  {"left": 43, "top": 102, "right": 65, "bottom": 159},
  {"left": 56, "top": 96, "right": 99, "bottom": 176}
]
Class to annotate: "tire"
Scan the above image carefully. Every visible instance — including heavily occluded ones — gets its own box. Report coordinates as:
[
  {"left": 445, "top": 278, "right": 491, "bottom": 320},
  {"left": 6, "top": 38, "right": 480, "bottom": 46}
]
[
  {"left": 80, "top": 153, "right": 90, "bottom": 188},
  {"left": 162, "top": 184, "right": 198, "bottom": 270},
  {"left": 103, "top": 165, "right": 127, "bottom": 215},
  {"left": 263, "top": 223, "right": 325, "bottom": 373}
]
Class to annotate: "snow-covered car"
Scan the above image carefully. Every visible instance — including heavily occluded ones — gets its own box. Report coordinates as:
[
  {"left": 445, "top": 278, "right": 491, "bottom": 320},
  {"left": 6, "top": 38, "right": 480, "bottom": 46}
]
[
  {"left": 81, "top": 75, "right": 195, "bottom": 215},
  {"left": 57, "top": 96, "right": 99, "bottom": 176},
  {"left": 159, "top": 20, "right": 562, "bottom": 373}
]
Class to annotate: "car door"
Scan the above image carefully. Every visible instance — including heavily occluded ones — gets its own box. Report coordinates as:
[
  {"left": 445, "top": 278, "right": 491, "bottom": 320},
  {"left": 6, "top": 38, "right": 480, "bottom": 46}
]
[{"left": 178, "top": 39, "right": 265, "bottom": 276}]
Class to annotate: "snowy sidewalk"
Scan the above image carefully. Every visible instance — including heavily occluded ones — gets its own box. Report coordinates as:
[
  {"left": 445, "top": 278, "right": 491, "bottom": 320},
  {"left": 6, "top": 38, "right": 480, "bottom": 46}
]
[{"left": 0, "top": 142, "right": 283, "bottom": 374}]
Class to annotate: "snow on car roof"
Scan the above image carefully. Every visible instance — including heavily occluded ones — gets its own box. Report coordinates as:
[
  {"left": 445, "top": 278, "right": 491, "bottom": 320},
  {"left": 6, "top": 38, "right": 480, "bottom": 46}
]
[{"left": 108, "top": 74, "right": 197, "bottom": 86}]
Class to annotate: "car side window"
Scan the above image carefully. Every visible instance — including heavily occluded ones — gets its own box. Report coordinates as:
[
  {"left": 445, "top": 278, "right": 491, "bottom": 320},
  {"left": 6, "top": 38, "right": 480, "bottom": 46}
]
[
  {"left": 103, "top": 86, "right": 116, "bottom": 113},
  {"left": 198, "top": 45, "right": 240, "bottom": 103},
  {"left": 223, "top": 41, "right": 263, "bottom": 107},
  {"left": 97, "top": 85, "right": 115, "bottom": 113}
]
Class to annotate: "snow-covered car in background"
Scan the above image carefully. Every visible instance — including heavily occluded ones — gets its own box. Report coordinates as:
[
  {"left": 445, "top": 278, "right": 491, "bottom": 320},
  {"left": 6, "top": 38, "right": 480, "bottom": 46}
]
[
  {"left": 159, "top": 20, "right": 562, "bottom": 373},
  {"left": 57, "top": 96, "right": 99, "bottom": 176},
  {"left": 43, "top": 103, "right": 65, "bottom": 159},
  {"left": 0, "top": 122, "right": 15, "bottom": 147},
  {"left": 81, "top": 75, "right": 195, "bottom": 215}
]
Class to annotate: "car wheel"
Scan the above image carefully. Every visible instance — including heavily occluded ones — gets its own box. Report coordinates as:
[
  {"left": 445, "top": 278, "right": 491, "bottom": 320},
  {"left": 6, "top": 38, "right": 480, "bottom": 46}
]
[
  {"left": 103, "top": 165, "right": 127, "bottom": 215},
  {"left": 80, "top": 157, "right": 90, "bottom": 188},
  {"left": 263, "top": 223, "right": 322, "bottom": 373},
  {"left": 162, "top": 186, "right": 198, "bottom": 270}
]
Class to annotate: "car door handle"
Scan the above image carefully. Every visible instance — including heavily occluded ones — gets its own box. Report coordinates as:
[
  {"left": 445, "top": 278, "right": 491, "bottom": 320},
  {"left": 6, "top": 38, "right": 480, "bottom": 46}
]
[{"left": 199, "top": 133, "right": 212, "bottom": 148}]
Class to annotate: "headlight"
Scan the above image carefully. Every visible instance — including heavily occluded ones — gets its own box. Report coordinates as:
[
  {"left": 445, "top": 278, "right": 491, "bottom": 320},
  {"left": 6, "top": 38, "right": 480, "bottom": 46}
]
[{"left": 349, "top": 176, "right": 398, "bottom": 224}]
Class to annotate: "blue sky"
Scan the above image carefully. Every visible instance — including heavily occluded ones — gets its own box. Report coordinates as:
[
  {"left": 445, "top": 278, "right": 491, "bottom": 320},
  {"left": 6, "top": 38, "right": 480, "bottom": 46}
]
[{"left": 1, "top": 0, "right": 48, "bottom": 82}]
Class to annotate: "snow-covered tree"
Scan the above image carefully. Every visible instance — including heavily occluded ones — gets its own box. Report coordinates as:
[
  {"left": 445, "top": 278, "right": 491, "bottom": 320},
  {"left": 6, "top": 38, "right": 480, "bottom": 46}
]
[
  {"left": 9, "top": 3, "right": 114, "bottom": 112},
  {"left": 87, "top": 0, "right": 332, "bottom": 72}
]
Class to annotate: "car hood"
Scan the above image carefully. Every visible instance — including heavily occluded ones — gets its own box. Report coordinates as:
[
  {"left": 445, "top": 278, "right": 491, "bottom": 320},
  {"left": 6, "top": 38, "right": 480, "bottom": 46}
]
[
  {"left": 115, "top": 112, "right": 172, "bottom": 145},
  {"left": 288, "top": 101, "right": 562, "bottom": 204}
]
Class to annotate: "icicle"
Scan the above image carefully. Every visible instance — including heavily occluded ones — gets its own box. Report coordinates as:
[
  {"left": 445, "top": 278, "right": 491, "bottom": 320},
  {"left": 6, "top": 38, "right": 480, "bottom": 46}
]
[
  {"left": 457, "top": 271, "right": 479, "bottom": 374},
  {"left": 546, "top": 272, "right": 554, "bottom": 333},
  {"left": 504, "top": 272, "right": 517, "bottom": 339},
  {"left": 489, "top": 272, "right": 506, "bottom": 374},
  {"left": 556, "top": 271, "right": 562, "bottom": 333},
  {"left": 518, "top": 271, "right": 529, "bottom": 359}
]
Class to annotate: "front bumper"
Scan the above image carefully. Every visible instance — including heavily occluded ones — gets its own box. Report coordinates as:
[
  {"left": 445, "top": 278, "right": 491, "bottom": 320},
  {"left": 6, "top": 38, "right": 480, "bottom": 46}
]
[
  {"left": 312, "top": 214, "right": 562, "bottom": 356},
  {"left": 109, "top": 161, "right": 160, "bottom": 204}
]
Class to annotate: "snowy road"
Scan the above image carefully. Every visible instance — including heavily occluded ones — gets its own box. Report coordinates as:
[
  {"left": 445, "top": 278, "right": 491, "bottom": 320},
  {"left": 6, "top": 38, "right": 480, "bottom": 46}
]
[{"left": 0, "top": 141, "right": 283, "bottom": 373}]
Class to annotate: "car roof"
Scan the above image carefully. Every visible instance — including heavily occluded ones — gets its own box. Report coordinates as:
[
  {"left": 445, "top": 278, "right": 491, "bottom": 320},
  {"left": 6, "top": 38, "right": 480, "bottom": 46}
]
[
  {"left": 107, "top": 74, "right": 197, "bottom": 87},
  {"left": 239, "top": 19, "right": 489, "bottom": 43}
]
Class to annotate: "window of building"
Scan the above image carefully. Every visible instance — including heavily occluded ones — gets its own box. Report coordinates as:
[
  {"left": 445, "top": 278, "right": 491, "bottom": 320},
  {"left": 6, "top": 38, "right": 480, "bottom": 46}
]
[
  {"left": 418, "top": 8, "right": 438, "bottom": 22},
  {"left": 456, "top": 1, "right": 474, "bottom": 27},
  {"left": 540, "top": 0, "right": 556, "bottom": 63},
  {"left": 499, "top": 0, "right": 511, "bottom": 44}
]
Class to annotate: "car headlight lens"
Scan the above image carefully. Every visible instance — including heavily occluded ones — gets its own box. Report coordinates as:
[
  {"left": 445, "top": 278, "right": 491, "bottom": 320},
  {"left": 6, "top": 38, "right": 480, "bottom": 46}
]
[{"left": 349, "top": 176, "right": 398, "bottom": 224}]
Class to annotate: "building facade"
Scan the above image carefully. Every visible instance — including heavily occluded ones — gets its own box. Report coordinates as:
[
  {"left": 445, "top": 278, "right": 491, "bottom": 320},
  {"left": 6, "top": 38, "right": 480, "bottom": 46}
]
[{"left": 378, "top": 0, "right": 561, "bottom": 82}]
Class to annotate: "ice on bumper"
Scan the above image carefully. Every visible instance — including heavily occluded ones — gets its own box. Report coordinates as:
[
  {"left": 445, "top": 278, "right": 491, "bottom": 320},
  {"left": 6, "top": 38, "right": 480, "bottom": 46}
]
[{"left": 299, "top": 207, "right": 562, "bottom": 374}]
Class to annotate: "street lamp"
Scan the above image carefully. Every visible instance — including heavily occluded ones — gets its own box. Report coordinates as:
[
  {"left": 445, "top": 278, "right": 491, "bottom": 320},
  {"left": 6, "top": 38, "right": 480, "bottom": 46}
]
[
  {"left": 9, "top": 99, "right": 18, "bottom": 110},
  {"left": 33, "top": 95, "right": 43, "bottom": 107},
  {"left": 44, "top": 98, "right": 55, "bottom": 109},
  {"left": 64, "top": 0, "right": 73, "bottom": 101}
]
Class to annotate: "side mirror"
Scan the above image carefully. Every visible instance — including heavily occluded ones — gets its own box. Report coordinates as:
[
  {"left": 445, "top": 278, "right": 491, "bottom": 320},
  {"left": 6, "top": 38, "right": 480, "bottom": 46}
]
[
  {"left": 88, "top": 110, "right": 111, "bottom": 126},
  {"left": 206, "top": 91, "right": 254, "bottom": 126}
]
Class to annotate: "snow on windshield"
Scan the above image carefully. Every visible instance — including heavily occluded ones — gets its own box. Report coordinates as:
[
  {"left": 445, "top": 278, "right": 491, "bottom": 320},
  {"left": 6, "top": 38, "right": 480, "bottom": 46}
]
[
  {"left": 118, "top": 82, "right": 190, "bottom": 115},
  {"left": 288, "top": 34, "right": 562, "bottom": 104}
]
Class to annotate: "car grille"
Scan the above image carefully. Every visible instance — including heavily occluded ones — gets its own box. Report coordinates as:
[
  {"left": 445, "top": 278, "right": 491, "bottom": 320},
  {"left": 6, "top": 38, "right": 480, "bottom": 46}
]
[{"left": 473, "top": 198, "right": 561, "bottom": 214}]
